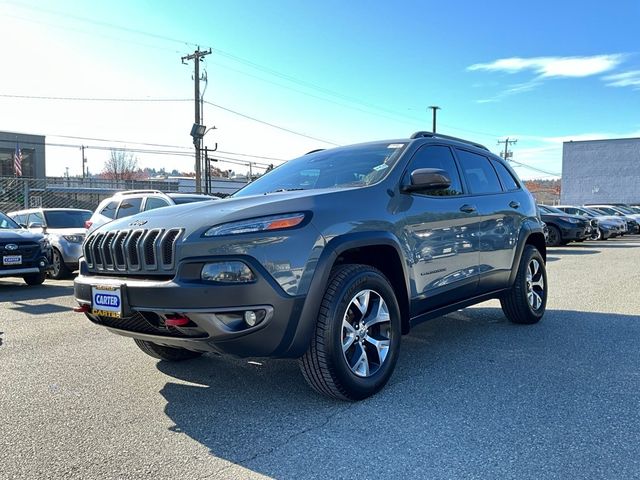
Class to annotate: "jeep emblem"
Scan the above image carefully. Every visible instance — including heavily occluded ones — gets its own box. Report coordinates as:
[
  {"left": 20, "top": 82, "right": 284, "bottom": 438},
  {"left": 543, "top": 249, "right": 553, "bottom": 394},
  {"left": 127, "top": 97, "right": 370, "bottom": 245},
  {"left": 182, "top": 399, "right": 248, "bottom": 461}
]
[
  {"left": 129, "top": 220, "right": 148, "bottom": 227},
  {"left": 5, "top": 244, "right": 18, "bottom": 251}
]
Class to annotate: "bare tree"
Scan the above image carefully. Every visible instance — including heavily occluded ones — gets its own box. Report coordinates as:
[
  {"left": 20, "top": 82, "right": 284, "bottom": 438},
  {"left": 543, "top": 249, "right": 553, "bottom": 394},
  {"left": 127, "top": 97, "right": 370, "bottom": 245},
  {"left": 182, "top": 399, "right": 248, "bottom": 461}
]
[{"left": 102, "top": 149, "right": 140, "bottom": 180}]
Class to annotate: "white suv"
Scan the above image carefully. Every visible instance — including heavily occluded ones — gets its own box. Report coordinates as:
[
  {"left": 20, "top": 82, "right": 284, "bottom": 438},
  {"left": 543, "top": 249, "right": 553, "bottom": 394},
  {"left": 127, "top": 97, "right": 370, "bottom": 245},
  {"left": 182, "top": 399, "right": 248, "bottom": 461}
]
[{"left": 87, "top": 190, "right": 218, "bottom": 232}]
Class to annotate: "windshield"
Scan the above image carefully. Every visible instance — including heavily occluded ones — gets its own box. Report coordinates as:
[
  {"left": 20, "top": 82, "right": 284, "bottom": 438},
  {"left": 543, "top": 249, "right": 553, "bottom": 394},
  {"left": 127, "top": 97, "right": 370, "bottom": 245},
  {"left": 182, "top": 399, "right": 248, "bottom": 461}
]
[
  {"left": 613, "top": 206, "right": 635, "bottom": 214},
  {"left": 44, "top": 210, "right": 92, "bottom": 228},
  {"left": 595, "top": 206, "right": 620, "bottom": 215},
  {"left": 539, "top": 205, "right": 564, "bottom": 214},
  {"left": 233, "top": 142, "right": 407, "bottom": 197},
  {"left": 0, "top": 212, "right": 20, "bottom": 229},
  {"left": 583, "top": 207, "right": 604, "bottom": 216}
]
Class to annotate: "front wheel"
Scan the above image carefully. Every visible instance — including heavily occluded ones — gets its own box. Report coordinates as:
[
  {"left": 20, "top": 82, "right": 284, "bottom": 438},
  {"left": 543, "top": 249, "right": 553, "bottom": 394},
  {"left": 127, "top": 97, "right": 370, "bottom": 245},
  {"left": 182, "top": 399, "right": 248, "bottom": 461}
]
[
  {"left": 501, "top": 245, "right": 547, "bottom": 324},
  {"left": 546, "top": 225, "right": 562, "bottom": 247},
  {"left": 134, "top": 339, "right": 203, "bottom": 361},
  {"left": 590, "top": 228, "right": 602, "bottom": 241},
  {"left": 23, "top": 272, "right": 46, "bottom": 286},
  {"left": 49, "top": 248, "right": 71, "bottom": 280},
  {"left": 299, "top": 264, "right": 402, "bottom": 401}
]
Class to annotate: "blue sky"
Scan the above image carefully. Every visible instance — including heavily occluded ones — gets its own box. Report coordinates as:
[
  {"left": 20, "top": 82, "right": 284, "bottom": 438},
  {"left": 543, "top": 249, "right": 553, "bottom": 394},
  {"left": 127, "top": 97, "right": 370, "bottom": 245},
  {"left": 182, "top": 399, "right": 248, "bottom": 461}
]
[{"left": 1, "top": 0, "right": 639, "bottom": 178}]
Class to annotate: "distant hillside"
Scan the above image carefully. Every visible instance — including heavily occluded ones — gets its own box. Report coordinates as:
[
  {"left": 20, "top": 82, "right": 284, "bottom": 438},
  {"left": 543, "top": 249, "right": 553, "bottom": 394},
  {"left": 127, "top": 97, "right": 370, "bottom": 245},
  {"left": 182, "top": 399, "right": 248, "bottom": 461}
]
[{"left": 524, "top": 179, "right": 561, "bottom": 205}]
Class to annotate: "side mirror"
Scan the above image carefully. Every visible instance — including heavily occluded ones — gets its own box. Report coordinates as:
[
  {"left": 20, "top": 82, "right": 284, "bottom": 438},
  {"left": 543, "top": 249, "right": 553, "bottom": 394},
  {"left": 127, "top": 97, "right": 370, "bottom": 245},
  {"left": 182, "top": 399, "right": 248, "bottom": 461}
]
[
  {"left": 402, "top": 168, "right": 451, "bottom": 192},
  {"left": 19, "top": 223, "right": 28, "bottom": 229},
  {"left": 28, "top": 222, "right": 46, "bottom": 232}
]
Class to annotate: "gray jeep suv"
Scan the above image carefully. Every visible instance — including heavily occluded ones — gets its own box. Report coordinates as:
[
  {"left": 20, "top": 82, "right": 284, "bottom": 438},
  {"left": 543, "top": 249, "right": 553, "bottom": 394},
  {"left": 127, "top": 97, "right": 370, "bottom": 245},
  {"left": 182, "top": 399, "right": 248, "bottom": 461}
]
[{"left": 74, "top": 132, "right": 548, "bottom": 400}]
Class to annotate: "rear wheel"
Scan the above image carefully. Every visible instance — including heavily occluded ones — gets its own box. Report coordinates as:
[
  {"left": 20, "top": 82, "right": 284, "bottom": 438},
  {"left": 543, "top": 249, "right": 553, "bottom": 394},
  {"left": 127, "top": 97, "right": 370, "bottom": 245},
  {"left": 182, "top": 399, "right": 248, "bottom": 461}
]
[
  {"left": 134, "top": 339, "right": 203, "bottom": 361},
  {"left": 23, "top": 272, "right": 46, "bottom": 286},
  {"left": 501, "top": 245, "right": 547, "bottom": 325},
  {"left": 546, "top": 225, "right": 562, "bottom": 247},
  {"left": 299, "top": 264, "right": 401, "bottom": 401}
]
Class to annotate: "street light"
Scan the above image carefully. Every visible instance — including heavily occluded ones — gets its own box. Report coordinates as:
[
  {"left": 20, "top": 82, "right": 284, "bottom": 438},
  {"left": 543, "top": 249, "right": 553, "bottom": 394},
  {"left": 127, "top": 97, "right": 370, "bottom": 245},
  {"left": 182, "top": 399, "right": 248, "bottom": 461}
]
[{"left": 189, "top": 123, "right": 216, "bottom": 193}]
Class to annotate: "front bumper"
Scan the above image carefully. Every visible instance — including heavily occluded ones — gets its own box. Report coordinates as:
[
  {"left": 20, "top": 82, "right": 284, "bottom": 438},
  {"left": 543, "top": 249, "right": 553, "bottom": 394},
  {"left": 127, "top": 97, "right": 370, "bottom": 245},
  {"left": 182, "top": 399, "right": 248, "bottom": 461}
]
[
  {"left": 0, "top": 255, "right": 51, "bottom": 278},
  {"left": 559, "top": 226, "right": 588, "bottom": 241},
  {"left": 73, "top": 257, "right": 307, "bottom": 357}
]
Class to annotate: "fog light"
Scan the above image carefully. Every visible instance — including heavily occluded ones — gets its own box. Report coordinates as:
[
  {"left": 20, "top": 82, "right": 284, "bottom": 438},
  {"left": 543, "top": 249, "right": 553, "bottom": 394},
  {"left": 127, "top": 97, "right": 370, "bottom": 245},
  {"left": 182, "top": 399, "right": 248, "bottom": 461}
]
[
  {"left": 244, "top": 310, "right": 258, "bottom": 327},
  {"left": 201, "top": 261, "right": 256, "bottom": 283},
  {"left": 39, "top": 260, "right": 46, "bottom": 267}
]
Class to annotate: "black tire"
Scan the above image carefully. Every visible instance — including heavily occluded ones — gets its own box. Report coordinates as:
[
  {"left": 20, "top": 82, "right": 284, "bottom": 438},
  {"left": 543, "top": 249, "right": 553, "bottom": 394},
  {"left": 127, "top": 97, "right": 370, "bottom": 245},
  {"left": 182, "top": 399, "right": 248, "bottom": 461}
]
[
  {"left": 23, "top": 272, "right": 46, "bottom": 286},
  {"left": 134, "top": 339, "right": 203, "bottom": 361},
  {"left": 546, "top": 225, "right": 562, "bottom": 247},
  {"left": 591, "top": 228, "right": 602, "bottom": 241},
  {"left": 299, "top": 264, "right": 402, "bottom": 401},
  {"left": 501, "top": 245, "right": 547, "bottom": 325},
  {"left": 49, "top": 248, "right": 71, "bottom": 280}
]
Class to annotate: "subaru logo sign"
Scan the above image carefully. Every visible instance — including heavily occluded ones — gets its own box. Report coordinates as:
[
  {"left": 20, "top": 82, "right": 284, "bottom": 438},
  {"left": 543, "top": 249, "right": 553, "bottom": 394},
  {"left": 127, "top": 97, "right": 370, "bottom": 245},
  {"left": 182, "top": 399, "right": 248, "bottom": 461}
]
[{"left": 5, "top": 244, "right": 18, "bottom": 251}]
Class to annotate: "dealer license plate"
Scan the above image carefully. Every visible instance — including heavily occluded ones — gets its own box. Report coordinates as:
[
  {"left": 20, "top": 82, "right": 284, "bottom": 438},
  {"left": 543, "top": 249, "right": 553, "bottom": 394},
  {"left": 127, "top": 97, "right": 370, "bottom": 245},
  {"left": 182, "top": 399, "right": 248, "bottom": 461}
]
[
  {"left": 91, "top": 285, "right": 122, "bottom": 318},
  {"left": 2, "top": 255, "right": 22, "bottom": 266}
]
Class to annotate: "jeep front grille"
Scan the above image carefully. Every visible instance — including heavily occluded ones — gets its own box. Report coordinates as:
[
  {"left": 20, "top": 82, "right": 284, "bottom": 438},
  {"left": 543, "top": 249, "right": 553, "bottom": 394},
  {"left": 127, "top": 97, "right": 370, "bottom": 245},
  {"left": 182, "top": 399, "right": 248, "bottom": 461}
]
[{"left": 84, "top": 228, "right": 182, "bottom": 274}]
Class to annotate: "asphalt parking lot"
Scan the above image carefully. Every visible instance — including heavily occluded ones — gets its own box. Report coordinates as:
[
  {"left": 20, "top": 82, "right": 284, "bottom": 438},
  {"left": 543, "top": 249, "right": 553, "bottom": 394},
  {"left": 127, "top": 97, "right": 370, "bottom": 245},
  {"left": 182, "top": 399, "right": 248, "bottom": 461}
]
[{"left": 1, "top": 238, "right": 640, "bottom": 480}]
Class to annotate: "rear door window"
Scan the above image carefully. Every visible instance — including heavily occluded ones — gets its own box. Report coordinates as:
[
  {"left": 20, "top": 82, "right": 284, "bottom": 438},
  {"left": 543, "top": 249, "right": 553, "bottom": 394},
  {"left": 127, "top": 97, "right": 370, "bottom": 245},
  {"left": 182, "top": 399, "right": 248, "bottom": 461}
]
[
  {"left": 490, "top": 159, "right": 520, "bottom": 191},
  {"left": 100, "top": 201, "right": 118, "bottom": 219},
  {"left": 455, "top": 149, "right": 503, "bottom": 195},
  {"left": 143, "top": 197, "right": 171, "bottom": 211},
  {"left": 116, "top": 198, "right": 143, "bottom": 219}
]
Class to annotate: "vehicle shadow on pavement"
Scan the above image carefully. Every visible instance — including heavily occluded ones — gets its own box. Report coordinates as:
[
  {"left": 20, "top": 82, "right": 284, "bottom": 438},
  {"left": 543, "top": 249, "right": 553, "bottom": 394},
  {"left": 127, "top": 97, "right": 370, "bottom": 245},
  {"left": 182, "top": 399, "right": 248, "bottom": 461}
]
[
  {"left": 545, "top": 248, "right": 599, "bottom": 255},
  {"left": 156, "top": 306, "right": 640, "bottom": 479},
  {"left": 0, "top": 282, "right": 74, "bottom": 315}
]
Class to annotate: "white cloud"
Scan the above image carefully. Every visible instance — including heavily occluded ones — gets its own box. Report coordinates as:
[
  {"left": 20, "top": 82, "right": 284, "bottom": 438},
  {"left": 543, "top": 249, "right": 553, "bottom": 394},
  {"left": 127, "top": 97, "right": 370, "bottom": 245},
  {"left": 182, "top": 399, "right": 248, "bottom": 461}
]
[
  {"left": 604, "top": 70, "right": 640, "bottom": 89},
  {"left": 468, "top": 54, "right": 625, "bottom": 78}
]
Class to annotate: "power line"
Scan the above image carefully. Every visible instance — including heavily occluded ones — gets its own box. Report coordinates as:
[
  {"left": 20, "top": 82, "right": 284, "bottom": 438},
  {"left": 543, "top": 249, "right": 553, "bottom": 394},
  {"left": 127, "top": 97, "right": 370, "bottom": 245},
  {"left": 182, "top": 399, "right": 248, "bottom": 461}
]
[
  {"left": 202, "top": 100, "right": 341, "bottom": 146},
  {"left": 0, "top": 93, "right": 341, "bottom": 146}
]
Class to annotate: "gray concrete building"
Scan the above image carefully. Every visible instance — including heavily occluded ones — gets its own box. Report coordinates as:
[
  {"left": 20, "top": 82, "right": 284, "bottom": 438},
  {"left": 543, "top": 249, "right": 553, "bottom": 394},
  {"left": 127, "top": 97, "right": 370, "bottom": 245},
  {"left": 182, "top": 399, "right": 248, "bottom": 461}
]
[
  {"left": 561, "top": 137, "right": 640, "bottom": 205},
  {"left": 0, "top": 131, "right": 46, "bottom": 178}
]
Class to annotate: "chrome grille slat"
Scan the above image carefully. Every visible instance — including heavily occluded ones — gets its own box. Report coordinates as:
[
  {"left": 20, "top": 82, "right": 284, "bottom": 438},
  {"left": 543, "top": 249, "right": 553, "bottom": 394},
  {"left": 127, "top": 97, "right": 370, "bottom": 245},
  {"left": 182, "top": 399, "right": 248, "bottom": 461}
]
[{"left": 84, "top": 228, "right": 182, "bottom": 275}]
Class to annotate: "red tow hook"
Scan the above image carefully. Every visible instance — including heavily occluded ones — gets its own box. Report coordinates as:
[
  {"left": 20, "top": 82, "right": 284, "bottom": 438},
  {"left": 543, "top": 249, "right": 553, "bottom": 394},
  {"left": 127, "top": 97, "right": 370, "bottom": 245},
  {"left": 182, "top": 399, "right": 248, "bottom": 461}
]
[
  {"left": 73, "top": 304, "right": 90, "bottom": 313},
  {"left": 165, "top": 314, "right": 190, "bottom": 327}
]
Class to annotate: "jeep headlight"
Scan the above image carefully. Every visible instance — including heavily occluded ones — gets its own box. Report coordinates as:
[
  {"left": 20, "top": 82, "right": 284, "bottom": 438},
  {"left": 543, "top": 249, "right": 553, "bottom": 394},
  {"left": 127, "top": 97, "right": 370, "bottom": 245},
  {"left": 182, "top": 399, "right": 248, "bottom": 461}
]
[
  {"left": 203, "top": 213, "right": 306, "bottom": 237},
  {"left": 63, "top": 234, "right": 85, "bottom": 243},
  {"left": 560, "top": 217, "right": 580, "bottom": 224},
  {"left": 201, "top": 261, "right": 256, "bottom": 283}
]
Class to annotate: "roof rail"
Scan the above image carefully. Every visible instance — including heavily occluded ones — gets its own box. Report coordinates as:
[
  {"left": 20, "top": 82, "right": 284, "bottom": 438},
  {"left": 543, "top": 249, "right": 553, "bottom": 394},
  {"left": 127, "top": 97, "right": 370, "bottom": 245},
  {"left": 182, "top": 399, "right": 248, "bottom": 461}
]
[
  {"left": 113, "top": 189, "right": 167, "bottom": 196},
  {"left": 410, "top": 131, "right": 489, "bottom": 151}
]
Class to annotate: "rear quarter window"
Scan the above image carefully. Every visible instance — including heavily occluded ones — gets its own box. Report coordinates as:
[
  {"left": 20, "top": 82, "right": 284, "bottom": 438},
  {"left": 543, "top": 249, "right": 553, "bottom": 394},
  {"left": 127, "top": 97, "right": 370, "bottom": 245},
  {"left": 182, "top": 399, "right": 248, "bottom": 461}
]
[{"left": 455, "top": 149, "right": 502, "bottom": 195}]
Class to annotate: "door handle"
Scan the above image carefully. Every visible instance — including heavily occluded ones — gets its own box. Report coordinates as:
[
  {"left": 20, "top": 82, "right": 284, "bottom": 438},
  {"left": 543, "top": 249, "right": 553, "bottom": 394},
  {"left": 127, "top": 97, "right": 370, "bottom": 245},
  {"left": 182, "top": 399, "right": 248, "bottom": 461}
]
[
  {"left": 459, "top": 204, "right": 477, "bottom": 213},
  {"left": 509, "top": 201, "right": 520, "bottom": 209}
]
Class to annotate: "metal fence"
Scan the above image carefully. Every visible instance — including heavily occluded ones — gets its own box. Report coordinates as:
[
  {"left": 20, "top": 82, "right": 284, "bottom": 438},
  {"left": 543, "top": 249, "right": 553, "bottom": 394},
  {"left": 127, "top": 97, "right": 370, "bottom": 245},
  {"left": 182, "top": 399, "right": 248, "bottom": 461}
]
[{"left": 0, "top": 176, "right": 246, "bottom": 213}]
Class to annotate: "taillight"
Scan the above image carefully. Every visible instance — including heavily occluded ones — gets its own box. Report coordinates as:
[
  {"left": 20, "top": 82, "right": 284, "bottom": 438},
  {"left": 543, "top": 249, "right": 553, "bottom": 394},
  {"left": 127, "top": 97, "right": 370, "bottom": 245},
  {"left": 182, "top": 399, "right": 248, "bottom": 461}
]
[{"left": 84, "top": 220, "right": 93, "bottom": 229}]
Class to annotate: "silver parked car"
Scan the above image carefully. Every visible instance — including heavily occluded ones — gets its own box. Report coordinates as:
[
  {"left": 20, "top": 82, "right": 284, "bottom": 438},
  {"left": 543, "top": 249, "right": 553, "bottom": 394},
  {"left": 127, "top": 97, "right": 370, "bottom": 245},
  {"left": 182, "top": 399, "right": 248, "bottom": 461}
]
[
  {"left": 87, "top": 190, "right": 218, "bottom": 232},
  {"left": 8, "top": 208, "right": 92, "bottom": 279}
]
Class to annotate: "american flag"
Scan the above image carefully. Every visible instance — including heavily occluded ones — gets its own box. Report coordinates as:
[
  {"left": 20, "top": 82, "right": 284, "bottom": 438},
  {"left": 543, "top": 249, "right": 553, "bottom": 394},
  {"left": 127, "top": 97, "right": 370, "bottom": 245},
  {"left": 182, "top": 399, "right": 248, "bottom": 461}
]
[{"left": 13, "top": 142, "right": 22, "bottom": 177}]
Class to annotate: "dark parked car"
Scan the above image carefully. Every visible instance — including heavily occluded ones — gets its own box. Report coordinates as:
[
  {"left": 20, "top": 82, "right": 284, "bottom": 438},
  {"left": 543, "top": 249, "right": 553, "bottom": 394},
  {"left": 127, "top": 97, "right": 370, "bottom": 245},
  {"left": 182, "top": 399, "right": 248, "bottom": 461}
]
[
  {"left": 0, "top": 212, "right": 51, "bottom": 285},
  {"left": 554, "top": 205, "right": 623, "bottom": 240},
  {"left": 587, "top": 205, "right": 640, "bottom": 234},
  {"left": 8, "top": 208, "right": 92, "bottom": 279},
  {"left": 537, "top": 205, "right": 591, "bottom": 246},
  {"left": 74, "top": 132, "right": 548, "bottom": 400}
]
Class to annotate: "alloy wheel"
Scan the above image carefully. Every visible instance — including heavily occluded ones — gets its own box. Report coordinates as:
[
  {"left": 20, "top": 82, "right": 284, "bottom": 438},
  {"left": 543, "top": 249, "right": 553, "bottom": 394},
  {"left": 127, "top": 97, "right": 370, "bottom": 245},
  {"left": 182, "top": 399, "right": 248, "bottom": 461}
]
[
  {"left": 341, "top": 289, "right": 391, "bottom": 378},
  {"left": 526, "top": 259, "right": 545, "bottom": 311}
]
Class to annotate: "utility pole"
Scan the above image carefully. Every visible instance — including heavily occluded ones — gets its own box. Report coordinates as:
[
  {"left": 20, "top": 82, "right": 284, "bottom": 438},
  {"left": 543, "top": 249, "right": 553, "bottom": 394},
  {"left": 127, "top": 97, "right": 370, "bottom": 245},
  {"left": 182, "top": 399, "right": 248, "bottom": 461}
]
[
  {"left": 182, "top": 46, "right": 211, "bottom": 193},
  {"left": 428, "top": 106, "right": 441, "bottom": 133},
  {"left": 81, "top": 145, "right": 87, "bottom": 178},
  {"left": 498, "top": 138, "right": 518, "bottom": 161}
]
